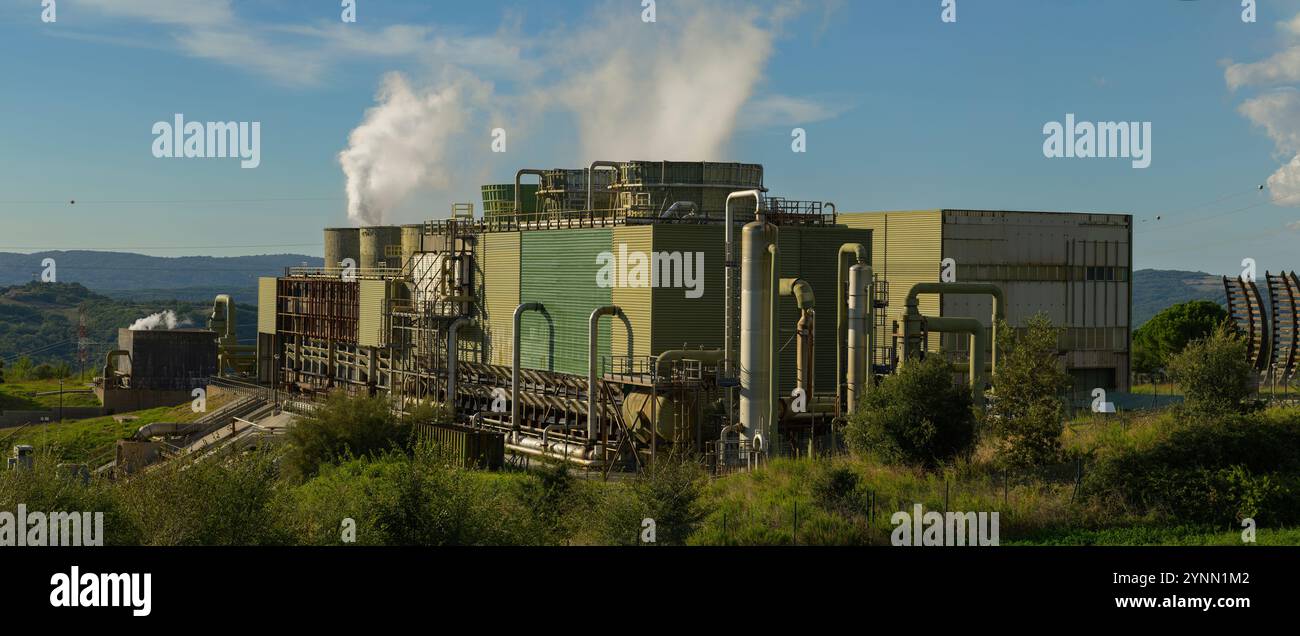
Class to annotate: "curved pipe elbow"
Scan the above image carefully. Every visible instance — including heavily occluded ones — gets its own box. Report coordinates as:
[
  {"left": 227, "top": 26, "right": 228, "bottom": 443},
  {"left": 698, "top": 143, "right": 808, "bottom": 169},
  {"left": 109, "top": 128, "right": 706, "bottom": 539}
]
[{"left": 779, "top": 278, "right": 815, "bottom": 309}]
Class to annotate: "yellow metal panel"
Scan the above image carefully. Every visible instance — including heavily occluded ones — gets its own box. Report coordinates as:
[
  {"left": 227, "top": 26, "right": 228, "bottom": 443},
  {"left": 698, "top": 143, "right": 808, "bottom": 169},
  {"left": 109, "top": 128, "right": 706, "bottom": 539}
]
[
  {"left": 357, "top": 279, "right": 389, "bottom": 347},
  {"left": 481, "top": 232, "right": 521, "bottom": 366},
  {"left": 840, "top": 211, "right": 943, "bottom": 353},
  {"left": 612, "top": 226, "right": 653, "bottom": 364},
  {"left": 257, "top": 277, "right": 277, "bottom": 335}
]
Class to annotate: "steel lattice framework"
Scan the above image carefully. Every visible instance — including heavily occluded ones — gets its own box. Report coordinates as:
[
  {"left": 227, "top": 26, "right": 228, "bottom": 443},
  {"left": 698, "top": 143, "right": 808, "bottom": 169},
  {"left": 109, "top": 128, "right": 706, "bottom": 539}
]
[
  {"left": 1266, "top": 271, "right": 1300, "bottom": 380},
  {"left": 1223, "top": 275, "right": 1271, "bottom": 371}
]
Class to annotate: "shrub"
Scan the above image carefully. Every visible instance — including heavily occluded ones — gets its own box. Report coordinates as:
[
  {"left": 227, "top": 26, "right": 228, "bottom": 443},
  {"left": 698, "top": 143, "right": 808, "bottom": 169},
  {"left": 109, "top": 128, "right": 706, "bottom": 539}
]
[
  {"left": 986, "top": 315, "right": 1072, "bottom": 470},
  {"left": 809, "top": 464, "right": 860, "bottom": 514},
  {"left": 117, "top": 448, "right": 293, "bottom": 546},
  {"left": 284, "top": 393, "right": 413, "bottom": 480},
  {"left": 845, "top": 354, "right": 976, "bottom": 469},
  {"left": 1083, "top": 411, "right": 1300, "bottom": 526},
  {"left": 1166, "top": 323, "right": 1256, "bottom": 416},
  {"left": 594, "top": 454, "right": 707, "bottom": 546}
]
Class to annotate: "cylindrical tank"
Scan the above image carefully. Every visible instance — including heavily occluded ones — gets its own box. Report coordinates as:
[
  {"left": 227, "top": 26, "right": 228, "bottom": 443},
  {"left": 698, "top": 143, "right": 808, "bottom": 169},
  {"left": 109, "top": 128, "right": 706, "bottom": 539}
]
[
  {"left": 622, "top": 390, "right": 696, "bottom": 444},
  {"left": 739, "top": 220, "right": 772, "bottom": 447},
  {"left": 360, "top": 226, "right": 401, "bottom": 271},
  {"left": 400, "top": 224, "right": 423, "bottom": 269},
  {"left": 323, "top": 227, "right": 360, "bottom": 270}
]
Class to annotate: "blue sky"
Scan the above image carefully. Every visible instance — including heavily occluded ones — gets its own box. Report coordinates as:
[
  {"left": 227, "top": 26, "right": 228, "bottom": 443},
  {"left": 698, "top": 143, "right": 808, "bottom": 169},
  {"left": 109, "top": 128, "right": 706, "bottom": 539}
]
[{"left": 1, "top": 0, "right": 1299, "bottom": 275}]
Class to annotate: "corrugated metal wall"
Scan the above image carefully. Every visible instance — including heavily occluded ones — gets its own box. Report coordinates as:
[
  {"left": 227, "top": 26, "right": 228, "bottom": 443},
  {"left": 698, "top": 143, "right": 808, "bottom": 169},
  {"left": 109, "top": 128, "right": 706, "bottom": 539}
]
[
  {"left": 651, "top": 224, "right": 726, "bottom": 355},
  {"left": 357, "top": 279, "right": 389, "bottom": 347},
  {"left": 612, "top": 226, "right": 653, "bottom": 363},
  {"left": 795, "top": 226, "right": 873, "bottom": 392},
  {"left": 940, "top": 210, "right": 1132, "bottom": 391},
  {"left": 480, "top": 232, "right": 521, "bottom": 366},
  {"left": 840, "top": 211, "right": 944, "bottom": 355},
  {"left": 257, "top": 277, "right": 277, "bottom": 334},
  {"left": 519, "top": 229, "right": 613, "bottom": 375}
]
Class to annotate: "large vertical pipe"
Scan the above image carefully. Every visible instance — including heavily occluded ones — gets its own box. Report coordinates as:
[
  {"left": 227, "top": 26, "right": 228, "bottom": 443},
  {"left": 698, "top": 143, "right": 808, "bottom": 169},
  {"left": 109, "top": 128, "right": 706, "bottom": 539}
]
[
  {"left": 836, "top": 244, "right": 869, "bottom": 412},
  {"left": 512, "top": 303, "right": 544, "bottom": 438},
  {"left": 739, "top": 220, "right": 769, "bottom": 449},
  {"left": 588, "top": 306, "right": 622, "bottom": 445},
  {"left": 779, "top": 278, "right": 816, "bottom": 396},
  {"left": 725, "top": 190, "right": 763, "bottom": 423},
  {"left": 766, "top": 241, "right": 780, "bottom": 455},
  {"left": 446, "top": 317, "right": 471, "bottom": 416},
  {"left": 847, "top": 264, "right": 872, "bottom": 412}
]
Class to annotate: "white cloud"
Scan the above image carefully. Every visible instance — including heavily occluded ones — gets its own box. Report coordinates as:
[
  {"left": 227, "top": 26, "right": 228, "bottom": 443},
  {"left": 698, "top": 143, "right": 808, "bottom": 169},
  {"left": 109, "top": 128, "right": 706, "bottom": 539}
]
[
  {"left": 72, "top": 0, "right": 235, "bottom": 27},
  {"left": 1238, "top": 89, "right": 1300, "bottom": 156},
  {"left": 1228, "top": 11, "right": 1300, "bottom": 207},
  {"left": 1226, "top": 46, "right": 1300, "bottom": 91},
  {"left": 739, "top": 94, "right": 849, "bottom": 129},
  {"left": 1287, "top": 219, "right": 1300, "bottom": 231}
]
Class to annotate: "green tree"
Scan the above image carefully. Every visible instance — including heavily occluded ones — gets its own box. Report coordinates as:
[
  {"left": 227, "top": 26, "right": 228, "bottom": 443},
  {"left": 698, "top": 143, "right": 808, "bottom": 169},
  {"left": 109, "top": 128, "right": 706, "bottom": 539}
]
[
  {"left": 845, "top": 354, "right": 976, "bottom": 469},
  {"left": 8, "top": 356, "right": 33, "bottom": 382},
  {"left": 284, "top": 393, "right": 413, "bottom": 480},
  {"left": 1166, "top": 322, "right": 1256, "bottom": 416},
  {"left": 1133, "top": 300, "right": 1228, "bottom": 375},
  {"left": 985, "top": 315, "right": 1072, "bottom": 470}
]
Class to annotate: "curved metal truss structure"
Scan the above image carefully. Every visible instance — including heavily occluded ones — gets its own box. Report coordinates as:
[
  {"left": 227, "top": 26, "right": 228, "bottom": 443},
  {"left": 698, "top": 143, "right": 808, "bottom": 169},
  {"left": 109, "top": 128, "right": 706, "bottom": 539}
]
[
  {"left": 1266, "top": 271, "right": 1300, "bottom": 381},
  {"left": 1223, "top": 275, "right": 1271, "bottom": 371}
]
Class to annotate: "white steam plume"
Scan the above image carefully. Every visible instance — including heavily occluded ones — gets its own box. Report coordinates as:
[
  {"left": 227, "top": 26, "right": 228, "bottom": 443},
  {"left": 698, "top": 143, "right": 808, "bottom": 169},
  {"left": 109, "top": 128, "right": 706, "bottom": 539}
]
[
  {"left": 339, "top": 72, "right": 492, "bottom": 225},
  {"left": 129, "top": 310, "right": 190, "bottom": 331},
  {"left": 337, "top": 2, "right": 798, "bottom": 225}
]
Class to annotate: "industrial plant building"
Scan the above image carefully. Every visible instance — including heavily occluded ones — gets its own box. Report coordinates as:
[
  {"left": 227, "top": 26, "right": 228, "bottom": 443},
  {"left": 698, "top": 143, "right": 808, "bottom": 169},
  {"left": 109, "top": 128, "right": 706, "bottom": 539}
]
[
  {"left": 252, "top": 160, "right": 1134, "bottom": 469},
  {"left": 839, "top": 209, "right": 1133, "bottom": 395}
]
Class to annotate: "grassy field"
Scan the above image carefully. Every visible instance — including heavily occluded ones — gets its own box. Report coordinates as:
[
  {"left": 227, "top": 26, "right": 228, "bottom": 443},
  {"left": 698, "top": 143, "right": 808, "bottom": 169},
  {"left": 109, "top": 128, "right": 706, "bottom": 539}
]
[
  {"left": 0, "top": 388, "right": 239, "bottom": 465},
  {"left": 688, "top": 405, "right": 1300, "bottom": 546},
  {"left": 0, "top": 377, "right": 102, "bottom": 409}
]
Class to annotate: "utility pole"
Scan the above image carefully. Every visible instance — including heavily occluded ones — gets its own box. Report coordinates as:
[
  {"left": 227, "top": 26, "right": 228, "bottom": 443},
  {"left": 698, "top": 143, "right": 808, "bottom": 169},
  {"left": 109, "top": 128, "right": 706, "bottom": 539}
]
[{"left": 77, "top": 307, "right": 87, "bottom": 382}]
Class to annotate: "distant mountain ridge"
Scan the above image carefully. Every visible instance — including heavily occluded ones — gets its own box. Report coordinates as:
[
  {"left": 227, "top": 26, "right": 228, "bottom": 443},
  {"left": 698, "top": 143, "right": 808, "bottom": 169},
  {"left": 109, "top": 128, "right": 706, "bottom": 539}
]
[
  {"left": 0, "top": 251, "right": 320, "bottom": 291},
  {"left": 1132, "top": 269, "right": 1227, "bottom": 327}
]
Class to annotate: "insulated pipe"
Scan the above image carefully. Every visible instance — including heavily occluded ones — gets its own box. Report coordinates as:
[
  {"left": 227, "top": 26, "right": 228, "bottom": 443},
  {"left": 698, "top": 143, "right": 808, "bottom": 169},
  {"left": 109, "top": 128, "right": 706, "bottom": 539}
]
[
  {"left": 908, "top": 316, "right": 989, "bottom": 407},
  {"left": 847, "top": 264, "right": 873, "bottom": 413},
  {"left": 446, "top": 317, "right": 472, "bottom": 416},
  {"left": 726, "top": 190, "right": 764, "bottom": 424},
  {"left": 904, "top": 282, "right": 1005, "bottom": 371},
  {"left": 766, "top": 241, "right": 780, "bottom": 455},
  {"left": 779, "top": 278, "right": 816, "bottom": 396},
  {"left": 515, "top": 169, "right": 546, "bottom": 214},
  {"left": 739, "top": 219, "right": 770, "bottom": 449},
  {"left": 836, "top": 244, "right": 869, "bottom": 411},
  {"left": 512, "top": 303, "right": 545, "bottom": 438},
  {"left": 655, "top": 349, "right": 724, "bottom": 379},
  {"left": 587, "top": 161, "right": 621, "bottom": 211},
  {"left": 588, "top": 306, "right": 622, "bottom": 445}
]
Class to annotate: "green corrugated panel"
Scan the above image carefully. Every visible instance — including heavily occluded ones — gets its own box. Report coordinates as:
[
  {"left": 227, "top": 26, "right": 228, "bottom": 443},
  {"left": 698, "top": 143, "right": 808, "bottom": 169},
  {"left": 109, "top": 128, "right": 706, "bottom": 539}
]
[
  {"left": 357, "top": 279, "right": 389, "bottom": 347},
  {"left": 257, "top": 277, "right": 277, "bottom": 335},
  {"left": 651, "top": 224, "right": 726, "bottom": 355},
  {"left": 612, "top": 226, "right": 653, "bottom": 364},
  {"left": 797, "top": 226, "right": 873, "bottom": 392},
  {"left": 482, "top": 232, "right": 521, "bottom": 366},
  {"left": 520, "top": 229, "right": 613, "bottom": 375}
]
